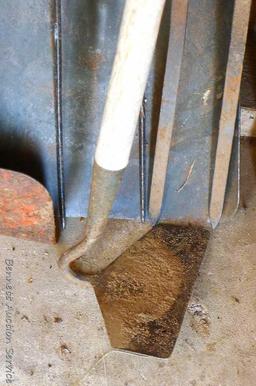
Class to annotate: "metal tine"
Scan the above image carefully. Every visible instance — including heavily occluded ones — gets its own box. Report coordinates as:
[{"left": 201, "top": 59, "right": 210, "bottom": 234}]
[
  {"left": 221, "top": 104, "right": 241, "bottom": 222},
  {"left": 139, "top": 96, "right": 147, "bottom": 223},
  {"left": 149, "top": 0, "right": 189, "bottom": 222},
  {"left": 53, "top": 0, "right": 66, "bottom": 229},
  {"left": 209, "top": 0, "right": 251, "bottom": 229}
]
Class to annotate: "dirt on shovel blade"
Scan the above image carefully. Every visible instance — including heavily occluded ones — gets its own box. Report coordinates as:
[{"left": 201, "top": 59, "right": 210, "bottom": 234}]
[{"left": 93, "top": 224, "right": 210, "bottom": 358}]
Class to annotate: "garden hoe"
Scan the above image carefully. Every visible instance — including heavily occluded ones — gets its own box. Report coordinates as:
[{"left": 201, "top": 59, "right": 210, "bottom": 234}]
[{"left": 57, "top": 0, "right": 251, "bottom": 358}]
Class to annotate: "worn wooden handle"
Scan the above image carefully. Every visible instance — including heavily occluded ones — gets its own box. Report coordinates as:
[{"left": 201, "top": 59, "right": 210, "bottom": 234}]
[{"left": 95, "top": 0, "right": 166, "bottom": 171}]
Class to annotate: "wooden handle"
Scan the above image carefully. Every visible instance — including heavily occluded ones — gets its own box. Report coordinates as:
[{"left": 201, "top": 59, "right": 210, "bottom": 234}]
[{"left": 95, "top": 0, "right": 166, "bottom": 171}]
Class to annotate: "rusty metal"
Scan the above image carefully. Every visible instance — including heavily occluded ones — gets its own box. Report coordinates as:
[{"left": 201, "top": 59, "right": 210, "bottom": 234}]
[
  {"left": 0, "top": 0, "right": 235, "bottom": 224},
  {"left": 149, "top": 0, "right": 188, "bottom": 221},
  {"left": 58, "top": 219, "right": 209, "bottom": 357},
  {"left": 55, "top": 0, "right": 240, "bottom": 360},
  {"left": 58, "top": 163, "right": 123, "bottom": 278},
  {"left": 58, "top": 0, "right": 166, "bottom": 279},
  {"left": 69, "top": 220, "right": 151, "bottom": 275},
  {"left": 0, "top": 0, "right": 243, "bottom": 361},
  {"left": 209, "top": 0, "right": 251, "bottom": 228},
  {"left": 0, "top": 169, "right": 55, "bottom": 243},
  {"left": 92, "top": 224, "right": 210, "bottom": 358}
]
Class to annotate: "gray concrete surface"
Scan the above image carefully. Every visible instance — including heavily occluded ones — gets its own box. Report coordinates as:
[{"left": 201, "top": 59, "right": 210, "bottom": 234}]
[
  {"left": 1, "top": 139, "right": 256, "bottom": 385},
  {"left": 0, "top": 204, "right": 255, "bottom": 386}
]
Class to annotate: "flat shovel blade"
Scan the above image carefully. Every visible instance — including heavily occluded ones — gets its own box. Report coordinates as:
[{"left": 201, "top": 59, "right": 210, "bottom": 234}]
[{"left": 92, "top": 224, "right": 209, "bottom": 358}]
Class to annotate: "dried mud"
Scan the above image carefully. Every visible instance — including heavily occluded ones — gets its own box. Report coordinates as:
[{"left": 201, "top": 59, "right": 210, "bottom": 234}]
[{"left": 93, "top": 224, "right": 209, "bottom": 358}]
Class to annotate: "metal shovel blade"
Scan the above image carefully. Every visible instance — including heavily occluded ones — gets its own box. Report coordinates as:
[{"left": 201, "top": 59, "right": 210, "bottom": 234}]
[
  {"left": 0, "top": 168, "right": 56, "bottom": 243},
  {"left": 90, "top": 224, "right": 209, "bottom": 358}
]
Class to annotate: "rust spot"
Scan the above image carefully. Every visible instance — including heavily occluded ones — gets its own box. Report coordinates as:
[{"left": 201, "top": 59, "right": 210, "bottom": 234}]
[
  {"left": 0, "top": 168, "right": 55, "bottom": 243},
  {"left": 79, "top": 51, "right": 104, "bottom": 71}
]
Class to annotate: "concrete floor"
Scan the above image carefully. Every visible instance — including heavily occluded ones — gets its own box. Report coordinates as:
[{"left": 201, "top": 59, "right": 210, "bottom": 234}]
[{"left": 0, "top": 146, "right": 256, "bottom": 385}]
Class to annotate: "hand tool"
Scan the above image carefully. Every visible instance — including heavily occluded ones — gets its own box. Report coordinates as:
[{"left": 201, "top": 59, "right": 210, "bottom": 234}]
[
  {"left": 56, "top": 0, "right": 246, "bottom": 359},
  {"left": 210, "top": 0, "right": 251, "bottom": 228},
  {"left": 149, "top": 0, "right": 188, "bottom": 221},
  {"left": 59, "top": 0, "right": 166, "bottom": 279}
]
